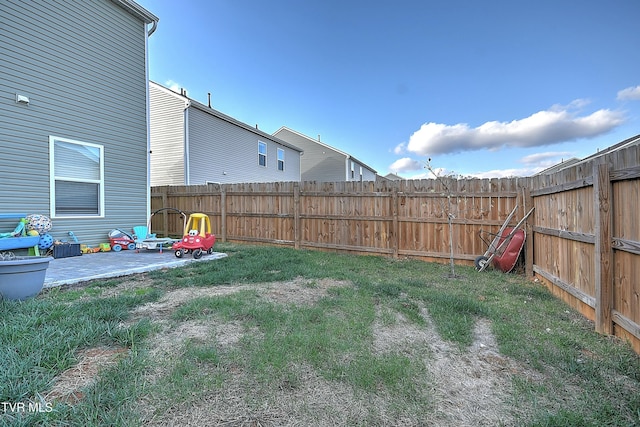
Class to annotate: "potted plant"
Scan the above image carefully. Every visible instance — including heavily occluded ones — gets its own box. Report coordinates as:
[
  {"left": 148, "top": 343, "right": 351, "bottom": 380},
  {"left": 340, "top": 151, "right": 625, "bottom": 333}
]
[{"left": 0, "top": 251, "right": 53, "bottom": 301}]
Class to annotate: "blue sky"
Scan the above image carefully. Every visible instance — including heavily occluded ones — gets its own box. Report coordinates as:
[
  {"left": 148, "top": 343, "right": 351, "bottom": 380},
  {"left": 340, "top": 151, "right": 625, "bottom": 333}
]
[{"left": 137, "top": 0, "right": 640, "bottom": 179}]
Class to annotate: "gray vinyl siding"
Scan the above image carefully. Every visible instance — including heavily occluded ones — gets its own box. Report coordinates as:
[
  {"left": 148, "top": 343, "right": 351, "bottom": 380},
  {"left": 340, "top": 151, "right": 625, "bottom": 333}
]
[
  {"left": 274, "top": 128, "right": 348, "bottom": 181},
  {"left": 187, "top": 107, "right": 301, "bottom": 184},
  {"left": 0, "top": 0, "right": 153, "bottom": 246},
  {"left": 299, "top": 143, "right": 346, "bottom": 182},
  {"left": 274, "top": 127, "right": 378, "bottom": 182},
  {"left": 353, "top": 160, "right": 377, "bottom": 181},
  {"left": 363, "top": 169, "right": 376, "bottom": 181},
  {"left": 149, "top": 84, "right": 186, "bottom": 186}
]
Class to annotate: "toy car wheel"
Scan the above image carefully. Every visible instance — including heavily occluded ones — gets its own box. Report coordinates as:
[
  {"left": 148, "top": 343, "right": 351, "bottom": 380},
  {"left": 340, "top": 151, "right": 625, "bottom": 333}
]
[
  {"left": 127, "top": 243, "right": 136, "bottom": 251},
  {"left": 112, "top": 244, "right": 122, "bottom": 252},
  {"left": 192, "top": 248, "right": 203, "bottom": 259},
  {"left": 474, "top": 256, "right": 489, "bottom": 271},
  {"left": 174, "top": 249, "right": 184, "bottom": 258},
  {"left": 207, "top": 247, "right": 213, "bottom": 255}
]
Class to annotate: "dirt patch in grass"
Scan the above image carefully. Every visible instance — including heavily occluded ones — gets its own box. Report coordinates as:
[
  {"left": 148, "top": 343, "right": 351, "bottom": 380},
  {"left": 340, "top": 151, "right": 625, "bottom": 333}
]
[
  {"left": 44, "top": 346, "right": 128, "bottom": 405},
  {"left": 261, "top": 277, "right": 351, "bottom": 305},
  {"left": 372, "top": 305, "right": 537, "bottom": 426},
  {"left": 419, "top": 312, "right": 517, "bottom": 426},
  {"left": 137, "top": 279, "right": 539, "bottom": 426},
  {"left": 49, "top": 277, "right": 540, "bottom": 426}
]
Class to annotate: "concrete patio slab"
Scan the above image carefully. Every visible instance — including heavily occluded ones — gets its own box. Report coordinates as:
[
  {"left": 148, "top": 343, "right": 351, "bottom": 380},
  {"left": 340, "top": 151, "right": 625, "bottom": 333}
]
[{"left": 44, "top": 249, "right": 227, "bottom": 288}]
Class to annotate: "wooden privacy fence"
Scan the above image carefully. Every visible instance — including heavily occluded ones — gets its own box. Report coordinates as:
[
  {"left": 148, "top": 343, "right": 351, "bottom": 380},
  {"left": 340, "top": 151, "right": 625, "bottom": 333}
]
[
  {"left": 529, "top": 141, "right": 640, "bottom": 353},
  {"left": 151, "top": 140, "right": 640, "bottom": 353},
  {"left": 151, "top": 177, "right": 528, "bottom": 266}
]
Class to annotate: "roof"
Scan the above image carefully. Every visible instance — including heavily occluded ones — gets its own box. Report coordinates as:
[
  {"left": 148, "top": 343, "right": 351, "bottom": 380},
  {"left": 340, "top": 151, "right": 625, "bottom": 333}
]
[
  {"left": 534, "top": 133, "right": 640, "bottom": 176},
  {"left": 150, "top": 82, "right": 304, "bottom": 153},
  {"left": 274, "top": 126, "right": 378, "bottom": 174},
  {"left": 579, "top": 133, "right": 640, "bottom": 162},
  {"left": 534, "top": 157, "right": 581, "bottom": 176},
  {"left": 383, "top": 173, "right": 404, "bottom": 180},
  {"left": 111, "top": 0, "right": 159, "bottom": 24}
]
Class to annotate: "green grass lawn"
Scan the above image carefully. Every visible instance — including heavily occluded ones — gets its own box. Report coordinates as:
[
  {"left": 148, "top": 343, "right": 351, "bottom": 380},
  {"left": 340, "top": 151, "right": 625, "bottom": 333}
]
[{"left": 1, "top": 243, "right": 638, "bottom": 426}]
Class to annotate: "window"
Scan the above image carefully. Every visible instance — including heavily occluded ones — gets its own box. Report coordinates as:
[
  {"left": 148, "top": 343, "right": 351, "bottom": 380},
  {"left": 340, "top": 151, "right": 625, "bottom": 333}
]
[
  {"left": 351, "top": 161, "right": 355, "bottom": 179},
  {"left": 359, "top": 166, "right": 363, "bottom": 181},
  {"left": 258, "top": 141, "right": 267, "bottom": 167},
  {"left": 50, "top": 136, "right": 104, "bottom": 217},
  {"left": 277, "top": 148, "right": 285, "bottom": 171}
]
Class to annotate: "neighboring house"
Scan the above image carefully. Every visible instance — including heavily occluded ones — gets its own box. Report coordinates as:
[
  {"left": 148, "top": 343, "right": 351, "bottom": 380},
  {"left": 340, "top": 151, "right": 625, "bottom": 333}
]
[
  {"left": 382, "top": 173, "right": 404, "bottom": 181},
  {"left": 534, "top": 158, "right": 581, "bottom": 176},
  {"left": 535, "top": 134, "right": 640, "bottom": 176},
  {"left": 0, "top": 0, "right": 159, "bottom": 247},
  {"left": 273, "top": 127, "right": 377, "bottom": 182},
  {"left": 149, "top": 82, "right": 303, "bottom": 186},
  {"left": 576, "top": 133, "right": 640, "bottom": 164}
]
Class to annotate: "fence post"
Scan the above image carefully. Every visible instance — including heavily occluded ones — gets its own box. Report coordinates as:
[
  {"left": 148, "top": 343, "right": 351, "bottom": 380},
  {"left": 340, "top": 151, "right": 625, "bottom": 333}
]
[
  {"left": 161, "top": 187, "right": 169, "bottom": 236},
  {"left": 220, "top": 187, "right": 227, "bottom": 242},
  {"left": 523, "top": 184, "right": 534, "bottom": 277},
  {"left": 392, "top": 191, "right": 399, "bottom": 258},
  {"left": 594, "top": 161, "right": 613, "bottom": 335},
  {"left": 294, "top": 182, "right": 300, "bottom": 250}
]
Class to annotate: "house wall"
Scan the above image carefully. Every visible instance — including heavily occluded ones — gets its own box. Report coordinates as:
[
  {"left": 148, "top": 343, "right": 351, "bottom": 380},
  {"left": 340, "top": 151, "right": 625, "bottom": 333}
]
[
  {"left": 149, "top": 83, "right": 187, "bottom": 186},
  {"left": 0, "top": 0, "right": 152, "bottom": 246},
  {"left": 274, "top": 127, "right": 376, "bottom": 182},
  {"left": 186, "top": 107, "right": 301, "bottom": 184},
  {"left": 349, "top": 159, "right": 377, "bottom": 182},
  {"left": 273, "top": 128, "right": 346, "bottom": 181}
]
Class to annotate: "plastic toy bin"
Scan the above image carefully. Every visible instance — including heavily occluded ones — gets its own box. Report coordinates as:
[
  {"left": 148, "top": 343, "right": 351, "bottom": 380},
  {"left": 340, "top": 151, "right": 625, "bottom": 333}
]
[{"left": 52, "top": 243, "right": 82, "bottom": 259}]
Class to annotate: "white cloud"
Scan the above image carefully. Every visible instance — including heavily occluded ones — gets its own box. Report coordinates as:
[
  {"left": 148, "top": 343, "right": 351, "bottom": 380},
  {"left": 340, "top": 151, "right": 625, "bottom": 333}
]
[
  {"left": 388, "top": 157, "right": 423, "bottom": 173},
  {"left": 165, "top": 79, "right": 183, "bottom": 93},
  {"left": 468, "top": 167, "right": 541, "bottom": 179},
  {"left": 393, "top": 142, "right": 406, "bottom": 155},
  {"left": 427, "top": 166, "right": 449, "bottom": 177},
  {"left": 466, "top": 151, "right": 576, "bottom": 178},
  {"left": 617, "top": 85, "right": 640, "bottom": 101},
  {"left": 398, "top": 171, "right": 432, "bottom": 180},
  {"left": 397, "top": 164, "right": 544, "bottom": 180},
  {"left": 398, "top": 102, "right": 625, "bottom": 156},
  {"left": 520, "top": 151, "right": 573, "bottom": 165}
]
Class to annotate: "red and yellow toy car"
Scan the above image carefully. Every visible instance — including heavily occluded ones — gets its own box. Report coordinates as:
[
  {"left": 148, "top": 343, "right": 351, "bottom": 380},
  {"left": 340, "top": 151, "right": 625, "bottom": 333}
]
[{"left": 172, "top": 213, "right": 216, "bottom": 259}]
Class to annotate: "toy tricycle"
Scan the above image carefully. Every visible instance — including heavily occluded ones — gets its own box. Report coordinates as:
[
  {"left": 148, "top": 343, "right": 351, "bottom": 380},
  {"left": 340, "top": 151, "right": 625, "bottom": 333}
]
[{"left": 172, "top": 213, "right": 216, "bottom": 259}]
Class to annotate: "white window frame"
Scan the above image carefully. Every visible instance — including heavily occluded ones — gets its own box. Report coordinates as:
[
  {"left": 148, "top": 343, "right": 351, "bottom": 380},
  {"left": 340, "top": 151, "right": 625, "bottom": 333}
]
[
  {"left": 258, "top": 141, "right": 267, "bottom": 167},
  {"left": 49, "top": 136, "right": 105, "bottom": 218},
  {"left": 277, "top": 147, "right": 285, "bottom": 171},
  {"left": 359, "top": 166, "right": 363, "bottom": 181}
]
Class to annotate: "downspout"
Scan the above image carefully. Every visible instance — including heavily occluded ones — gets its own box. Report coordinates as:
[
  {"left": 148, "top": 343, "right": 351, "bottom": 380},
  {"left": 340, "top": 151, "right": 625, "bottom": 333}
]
[
  {"left": 147, "top": 20, "right": 157, "bottom": 36},
  {"left": 144, "top": 19, "right": 158, "bottom": 222},
  {"left": 184, "top": 101, "right": 191, "bottom": 185},
  {"left": 345, "top": 156, "right": 350, "bottom": 181}
]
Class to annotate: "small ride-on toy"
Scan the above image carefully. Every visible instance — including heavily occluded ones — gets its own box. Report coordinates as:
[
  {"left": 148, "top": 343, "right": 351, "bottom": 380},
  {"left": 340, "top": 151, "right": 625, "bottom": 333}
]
[
  {"left": 108, "top": 229, "right": 136, "bottom": 251},
  {"left": 172, "top": 213, "right": 216, "bottom": 259}
]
